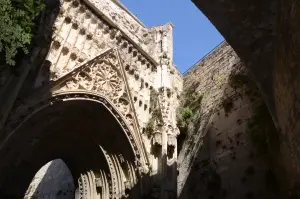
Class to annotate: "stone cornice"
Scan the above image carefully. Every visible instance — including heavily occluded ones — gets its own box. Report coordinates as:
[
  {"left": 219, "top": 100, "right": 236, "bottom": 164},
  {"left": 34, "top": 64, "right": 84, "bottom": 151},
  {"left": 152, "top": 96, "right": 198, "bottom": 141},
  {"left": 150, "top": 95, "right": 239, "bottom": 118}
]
[
  {"left": 111, "top": 0, "right": 146, "bottom": 28},
  {"left": 83, "top": 0, "right": 159, "bottom": 66}
]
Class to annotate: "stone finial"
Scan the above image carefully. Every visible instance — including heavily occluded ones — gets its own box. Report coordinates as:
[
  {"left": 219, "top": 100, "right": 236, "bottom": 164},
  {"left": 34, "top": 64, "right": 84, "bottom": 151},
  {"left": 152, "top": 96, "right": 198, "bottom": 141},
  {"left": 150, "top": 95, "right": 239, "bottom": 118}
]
[{"left": 168, "top": 22, "right": 175, "bottom": 28}]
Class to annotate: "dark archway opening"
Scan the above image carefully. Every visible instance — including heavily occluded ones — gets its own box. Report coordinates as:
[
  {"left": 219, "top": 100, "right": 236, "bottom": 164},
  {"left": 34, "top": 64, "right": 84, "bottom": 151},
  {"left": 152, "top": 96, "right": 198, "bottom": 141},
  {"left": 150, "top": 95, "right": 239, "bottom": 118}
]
[{"left": 0, "top": 99, "right": 137, "bottom": 198}]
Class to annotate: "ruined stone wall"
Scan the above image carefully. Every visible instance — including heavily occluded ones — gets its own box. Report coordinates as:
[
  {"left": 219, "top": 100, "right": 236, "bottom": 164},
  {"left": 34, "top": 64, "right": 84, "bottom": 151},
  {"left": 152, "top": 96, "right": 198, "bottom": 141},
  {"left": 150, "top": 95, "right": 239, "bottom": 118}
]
[{"left": 178, "top": 42, "right": 279, "bottom": 199}]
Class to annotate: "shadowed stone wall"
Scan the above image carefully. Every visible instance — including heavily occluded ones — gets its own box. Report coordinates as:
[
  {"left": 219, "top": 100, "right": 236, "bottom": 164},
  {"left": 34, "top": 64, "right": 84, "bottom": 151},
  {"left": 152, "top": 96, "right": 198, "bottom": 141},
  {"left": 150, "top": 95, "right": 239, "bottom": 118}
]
[
  {"left": 178, "top": 42, "right": 282, "bottom": 199},
  {"left": 192, "top": 0, "right": 300, "bottom": 192},
  {"left": 274, "top": 0, "right": 300, "bottom": 191},
  {"left": 191, "top": 0, "right": 277, "bottom": 124}
]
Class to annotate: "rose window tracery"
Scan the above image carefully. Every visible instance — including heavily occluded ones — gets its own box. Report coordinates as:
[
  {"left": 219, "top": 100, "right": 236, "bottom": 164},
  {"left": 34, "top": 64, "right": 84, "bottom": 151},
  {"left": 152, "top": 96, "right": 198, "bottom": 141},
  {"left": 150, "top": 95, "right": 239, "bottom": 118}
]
[
  {"left": 92, "top": 61, "right": 123, "bottom": 98},
  {"left": 56, "top": 50, "right": 139, "bottom": 131},
  {"left": 62, "top": 59, "right": 124, "bottom": 101}
]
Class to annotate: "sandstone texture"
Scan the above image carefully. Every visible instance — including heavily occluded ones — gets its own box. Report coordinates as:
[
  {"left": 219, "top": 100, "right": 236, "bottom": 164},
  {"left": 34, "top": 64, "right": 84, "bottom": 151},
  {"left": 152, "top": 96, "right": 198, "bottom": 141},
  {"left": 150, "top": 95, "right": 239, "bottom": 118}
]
[{"left": 178, "top": 42, "right": 281, "bottom": 199}]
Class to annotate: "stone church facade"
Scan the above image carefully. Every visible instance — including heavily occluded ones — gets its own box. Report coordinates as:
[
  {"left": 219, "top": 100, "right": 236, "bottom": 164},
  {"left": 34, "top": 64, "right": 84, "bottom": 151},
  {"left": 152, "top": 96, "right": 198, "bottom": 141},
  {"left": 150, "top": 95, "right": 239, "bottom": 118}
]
[{"left": 0, "top": 0, "right": 182, "bottom": 198}]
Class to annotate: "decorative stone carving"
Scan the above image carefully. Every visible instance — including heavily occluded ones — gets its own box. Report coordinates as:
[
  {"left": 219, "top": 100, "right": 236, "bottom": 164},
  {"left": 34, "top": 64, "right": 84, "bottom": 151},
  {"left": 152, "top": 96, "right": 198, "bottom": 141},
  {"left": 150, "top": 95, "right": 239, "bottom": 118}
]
[
  {"left": 167, "top": 134, "right": 176, "bottom": 147},
  {"left": 77, "top": 149, "right": 137, "bottom": 199},
  {"left": 53, "top": 49, "right": 139, "bottom": 134},
  {"left": 3, "top": 0, "right": 184, "bottom": 197},
  {"left": 152, "top": 132, "right": 162, "bottom": 147}
]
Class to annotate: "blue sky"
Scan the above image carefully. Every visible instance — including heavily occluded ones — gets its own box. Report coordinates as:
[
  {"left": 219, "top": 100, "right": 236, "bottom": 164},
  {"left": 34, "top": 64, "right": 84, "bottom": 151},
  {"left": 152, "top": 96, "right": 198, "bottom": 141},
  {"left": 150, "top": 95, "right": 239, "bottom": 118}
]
[{"left": 121, "top": 0, "right": 224, "bottom": 73}]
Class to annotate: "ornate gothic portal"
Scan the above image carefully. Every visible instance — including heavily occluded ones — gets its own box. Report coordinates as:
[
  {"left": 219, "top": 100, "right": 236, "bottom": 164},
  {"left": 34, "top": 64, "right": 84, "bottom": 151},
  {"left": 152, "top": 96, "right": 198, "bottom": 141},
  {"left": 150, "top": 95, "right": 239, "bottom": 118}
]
[{"left": 0, "top": 0, "right": 182, "bottom": 199}]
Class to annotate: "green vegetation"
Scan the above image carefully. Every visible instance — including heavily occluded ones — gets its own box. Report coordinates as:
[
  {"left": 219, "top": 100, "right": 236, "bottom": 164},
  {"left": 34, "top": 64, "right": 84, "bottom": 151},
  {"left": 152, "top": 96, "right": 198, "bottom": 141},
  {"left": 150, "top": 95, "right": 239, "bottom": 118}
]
[
  {"left": 182, "top": 107, "right": 193, "bottom": 121},
  {"left": 0, "top": 0, "right": 45, "bottom": 66},
  {"left": 177, "top": 107, "right": 193, "bottom": 129},
  {"left": 228, "top": 72, "right": 249, "bottom": 88},
  {"left": 228, "top": 69, "right": 283, "bottom": 196},
  {"left": 228, "top": 70, "right": 277, "bottom": 153},
  {"left": 176, "top": 82, "right": 204, "bottom": 154},
  {"left": 145, "top": 119, "right": 154, "bottom": 135},
  {"left": 176, "top": 83, "right": 203, "bottom": 133},
  {"left": 228, "top": 71, "right": 259, "bottom": 97},
  {"left": 183, "top": 84, "right": 203, "bottom": 109}
]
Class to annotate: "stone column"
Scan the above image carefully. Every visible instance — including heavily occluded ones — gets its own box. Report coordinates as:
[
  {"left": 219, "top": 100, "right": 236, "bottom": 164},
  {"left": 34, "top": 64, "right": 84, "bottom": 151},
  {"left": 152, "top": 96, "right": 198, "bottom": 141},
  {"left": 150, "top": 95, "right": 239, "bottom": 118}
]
[
  {"left": 160, "top": 126, "right": 168, "bottom": 199},
  {"left": 164, "top": 127, "right": 179, "bottom": 199}
]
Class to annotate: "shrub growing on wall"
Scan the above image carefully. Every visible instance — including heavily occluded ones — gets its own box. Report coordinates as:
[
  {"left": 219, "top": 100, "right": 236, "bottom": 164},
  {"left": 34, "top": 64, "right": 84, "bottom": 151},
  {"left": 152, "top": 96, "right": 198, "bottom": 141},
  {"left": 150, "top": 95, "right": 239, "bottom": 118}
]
[
  {"left": 182, "top": 107, "right": 193, "bottom": 123},
  {"left": 177, "top": 107, "right": 193, "bottom": 131},
  {"left": 0, "top": 0, "right": 45, "bottom": 66}
]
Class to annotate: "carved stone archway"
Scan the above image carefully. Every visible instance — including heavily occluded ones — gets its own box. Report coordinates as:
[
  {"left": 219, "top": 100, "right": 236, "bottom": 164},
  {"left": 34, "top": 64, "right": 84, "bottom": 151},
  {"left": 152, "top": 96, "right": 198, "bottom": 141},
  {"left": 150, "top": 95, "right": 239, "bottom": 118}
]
[
  {"left": 0, "top": 49, "right": 151, "bottom": 198},
  {"left": 0, "top": 92, "right": 148, "bottom": 198}
]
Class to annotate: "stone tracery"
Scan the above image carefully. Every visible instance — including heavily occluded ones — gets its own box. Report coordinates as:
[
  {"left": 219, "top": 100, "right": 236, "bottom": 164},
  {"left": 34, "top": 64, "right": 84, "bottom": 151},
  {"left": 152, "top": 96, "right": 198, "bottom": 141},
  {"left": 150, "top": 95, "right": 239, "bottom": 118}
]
[{"left": 54, "top": 49, "right": 139, "bottom": 134}]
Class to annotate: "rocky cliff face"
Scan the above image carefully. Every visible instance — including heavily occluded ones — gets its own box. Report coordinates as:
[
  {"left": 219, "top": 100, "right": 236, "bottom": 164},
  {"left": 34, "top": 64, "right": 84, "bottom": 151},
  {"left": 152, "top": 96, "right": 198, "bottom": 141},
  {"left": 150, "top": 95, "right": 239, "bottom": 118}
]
[{"left": 177, "top": 42, "right": 283, "bottom": 199}]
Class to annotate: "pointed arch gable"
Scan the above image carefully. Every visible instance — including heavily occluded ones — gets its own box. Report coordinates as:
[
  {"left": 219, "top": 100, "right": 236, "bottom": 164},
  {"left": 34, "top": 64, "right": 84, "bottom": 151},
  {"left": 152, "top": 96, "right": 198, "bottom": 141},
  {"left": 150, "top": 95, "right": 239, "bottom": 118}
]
[
  {"left": 1, "top": 49, "right": 150, "bottom": 168},
  {"left": 1, "top": 91, "right": 147, "bottom": 168}
]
